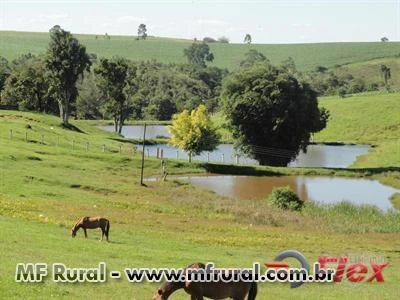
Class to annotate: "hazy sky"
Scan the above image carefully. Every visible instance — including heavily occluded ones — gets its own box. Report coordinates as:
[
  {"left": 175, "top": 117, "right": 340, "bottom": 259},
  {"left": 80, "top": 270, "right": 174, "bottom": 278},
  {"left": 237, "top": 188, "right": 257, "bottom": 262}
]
[{"left": 1, "top": 0, "right": 399, "bottom": 43}]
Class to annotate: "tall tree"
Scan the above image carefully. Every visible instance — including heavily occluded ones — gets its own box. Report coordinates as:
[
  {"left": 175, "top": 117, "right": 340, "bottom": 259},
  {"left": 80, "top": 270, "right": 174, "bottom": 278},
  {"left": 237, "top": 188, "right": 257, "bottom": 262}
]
[
  {"left": 137, "top": 24, "right": 148, "bottom": 40},
  {"left": 184, "top": 42, "right": 214, "bottom": 68},
  {"left": 76, "top": 71, "right": 105, "bottom": 119},
  {"left": 380, "top": 64, "right": 391, "bottom": 89},
  {"left": 0, "top": 57, "right": 10, "bottom": 95},
  {"left": 244, "top": 33, "right": 252, "bottom": 44},
  {"left": 169, "top": 105, "right": 219, "bottom": 162},
  {"left": 46, "top": 25, "right": 91, "bottom": 125},
  {"left": 239, "top": 49, "right": 267, "bottom": 68},
  {"left": 95, "top": 57, "right": 133, "bottom": 133},
  {"left": 221, "top": 63, "right": 329, "bottom": 166}
]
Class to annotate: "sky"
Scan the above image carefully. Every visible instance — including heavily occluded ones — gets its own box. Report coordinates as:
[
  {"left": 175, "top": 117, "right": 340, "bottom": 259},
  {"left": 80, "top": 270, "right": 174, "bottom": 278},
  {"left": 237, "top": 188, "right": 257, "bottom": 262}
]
[{"left": 0, "top": 0, "right": 399, "bottom": 44}]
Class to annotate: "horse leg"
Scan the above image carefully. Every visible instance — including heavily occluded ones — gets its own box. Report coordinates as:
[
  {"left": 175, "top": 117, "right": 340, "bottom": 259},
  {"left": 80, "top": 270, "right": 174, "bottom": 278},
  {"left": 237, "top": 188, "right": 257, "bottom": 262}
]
[
  {"left": 101, "top": 227, "right": 104, "bottom": 241},
  {"left": 105, "top": 221, "right": 109, "bottom": 242},
  {"left": 84, "top": 228, "right": 87, "bottom": 238}
]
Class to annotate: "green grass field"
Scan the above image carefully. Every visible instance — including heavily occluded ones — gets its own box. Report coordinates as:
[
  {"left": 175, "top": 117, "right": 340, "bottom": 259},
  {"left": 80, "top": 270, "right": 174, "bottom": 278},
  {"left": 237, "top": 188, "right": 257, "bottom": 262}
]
[
  {"left": 1, "top": 30, "right": 400, "bottom": 71},
  {"left": 0, "top": 103, "right": 399, "bottom": 298}
]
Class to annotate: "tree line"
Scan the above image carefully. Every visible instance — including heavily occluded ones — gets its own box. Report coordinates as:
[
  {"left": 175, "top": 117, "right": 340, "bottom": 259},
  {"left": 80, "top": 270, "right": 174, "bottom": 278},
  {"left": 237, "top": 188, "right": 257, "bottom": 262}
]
[{"left": 0, "top": 26, "right": 227, "bottom": 133}]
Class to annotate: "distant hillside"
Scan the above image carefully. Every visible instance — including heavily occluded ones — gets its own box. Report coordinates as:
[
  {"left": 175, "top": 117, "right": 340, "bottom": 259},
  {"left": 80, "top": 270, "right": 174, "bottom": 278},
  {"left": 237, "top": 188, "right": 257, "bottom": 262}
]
[
  {"left": 1, "top": 31, "right": 400, "bottom": 71},
  {"left": 332, "top": 57, "right": 400, "bottom": 91}
]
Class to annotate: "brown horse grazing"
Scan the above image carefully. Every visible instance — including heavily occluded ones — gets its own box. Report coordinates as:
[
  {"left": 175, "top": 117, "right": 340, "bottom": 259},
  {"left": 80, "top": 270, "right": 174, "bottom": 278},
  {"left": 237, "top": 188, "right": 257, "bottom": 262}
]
[
  {"left": 153, "top": 263, "right": 257, "bottom": 300},
  {"left": 71, "top": 216, "right": 110, "bottom": 241}
]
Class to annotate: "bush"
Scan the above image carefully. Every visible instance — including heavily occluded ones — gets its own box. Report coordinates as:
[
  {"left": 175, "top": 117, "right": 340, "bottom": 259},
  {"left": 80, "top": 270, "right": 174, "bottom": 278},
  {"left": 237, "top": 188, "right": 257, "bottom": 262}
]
[
  {"left": 338, "top": 87, "right": 347, "bottom": 98},
  {"left": 267, "top": 186, "right": 304, "bottom": 211}
]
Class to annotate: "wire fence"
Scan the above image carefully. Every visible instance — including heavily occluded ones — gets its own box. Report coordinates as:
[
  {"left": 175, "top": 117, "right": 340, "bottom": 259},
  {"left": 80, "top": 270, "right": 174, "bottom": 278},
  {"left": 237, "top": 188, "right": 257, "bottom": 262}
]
[{"left": 1, "top": 127, "right": 139, "bottom": 156}]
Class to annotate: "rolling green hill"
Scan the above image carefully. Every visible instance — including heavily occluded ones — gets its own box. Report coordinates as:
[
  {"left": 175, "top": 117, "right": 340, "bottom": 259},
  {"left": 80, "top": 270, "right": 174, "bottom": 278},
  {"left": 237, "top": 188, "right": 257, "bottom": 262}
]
[
  {"left": 1, "top": 30, "right": 400, "bottom": 71},
  {"left": 333, "top": 56, "right": 400, "bottom": 90}
]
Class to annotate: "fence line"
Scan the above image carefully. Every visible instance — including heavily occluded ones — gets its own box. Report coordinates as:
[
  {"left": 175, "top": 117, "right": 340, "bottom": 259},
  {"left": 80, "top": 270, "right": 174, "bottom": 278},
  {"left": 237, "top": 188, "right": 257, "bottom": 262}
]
[
  {"left": 2, "top": 128, "right": 139, "bottom": 156},
  {"left": 1, "top": 127, "right": 253, "bottom": 165}
]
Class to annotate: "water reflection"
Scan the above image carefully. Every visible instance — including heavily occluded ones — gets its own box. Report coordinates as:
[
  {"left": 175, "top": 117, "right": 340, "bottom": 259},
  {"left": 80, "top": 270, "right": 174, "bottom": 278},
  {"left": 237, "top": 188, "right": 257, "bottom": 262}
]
[{"left": 98, "top": 125, "right": 370, "bottom": 168}]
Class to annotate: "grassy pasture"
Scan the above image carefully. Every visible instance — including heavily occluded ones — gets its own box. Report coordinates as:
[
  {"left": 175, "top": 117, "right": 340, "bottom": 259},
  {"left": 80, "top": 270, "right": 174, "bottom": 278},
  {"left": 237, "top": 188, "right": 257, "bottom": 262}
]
[
  {"left": 1, "top": 31, "right": 400, "bottom": 71},
  {"left": 0, "top": 109, "right": 399, "bottom": 299},
  {"left": 315, "top": 92, "right": 400, "bottom": 168}
]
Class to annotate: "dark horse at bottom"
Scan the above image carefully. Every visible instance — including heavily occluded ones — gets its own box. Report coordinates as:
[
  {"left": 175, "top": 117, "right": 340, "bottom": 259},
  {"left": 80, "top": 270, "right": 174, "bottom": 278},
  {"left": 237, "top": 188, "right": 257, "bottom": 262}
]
[
  {"left": 153, "top": 263, "right": 257, "bottom": 300},
  {"left": 71, "top": 216, "right": 110, "bottom": 241}
]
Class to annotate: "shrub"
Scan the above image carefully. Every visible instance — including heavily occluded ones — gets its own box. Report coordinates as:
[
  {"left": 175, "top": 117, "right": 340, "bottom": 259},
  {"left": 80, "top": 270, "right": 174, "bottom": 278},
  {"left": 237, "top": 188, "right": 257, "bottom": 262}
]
[
  {"left": 338, "top": 87, "right": 347, "bottom": 98},
  {"left": 267, "top": 186, "right": 304, "bottom": 211}
]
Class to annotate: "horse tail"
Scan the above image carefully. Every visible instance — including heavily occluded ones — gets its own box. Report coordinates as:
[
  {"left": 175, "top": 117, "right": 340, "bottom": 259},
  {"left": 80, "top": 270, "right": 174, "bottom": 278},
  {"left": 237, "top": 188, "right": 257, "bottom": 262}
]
[{"left": 247, "top": 282, "right": 257, "bottom": 300}]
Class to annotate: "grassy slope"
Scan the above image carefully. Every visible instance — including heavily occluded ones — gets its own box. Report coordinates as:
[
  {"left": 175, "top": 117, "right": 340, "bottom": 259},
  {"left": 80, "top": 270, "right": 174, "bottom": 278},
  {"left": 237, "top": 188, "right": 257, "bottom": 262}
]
[
  {"left": 315, "top": 92, "right": 400, "bottom": 168},
  {"left": 0, "top": 110, "right": 399, "bottom": 298},
  {"left": 1, "top": 31, "right": 400, "bottom": 71},
  {"left": 333, "top": 56, "right": 400, "bottom": 90}
]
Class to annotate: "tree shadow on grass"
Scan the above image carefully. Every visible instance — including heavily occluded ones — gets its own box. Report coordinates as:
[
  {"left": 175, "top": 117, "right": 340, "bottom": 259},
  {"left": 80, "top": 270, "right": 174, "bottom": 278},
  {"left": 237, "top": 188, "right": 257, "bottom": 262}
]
[{"left": 61, "top": 123, "right": 86, "bottom": 134}]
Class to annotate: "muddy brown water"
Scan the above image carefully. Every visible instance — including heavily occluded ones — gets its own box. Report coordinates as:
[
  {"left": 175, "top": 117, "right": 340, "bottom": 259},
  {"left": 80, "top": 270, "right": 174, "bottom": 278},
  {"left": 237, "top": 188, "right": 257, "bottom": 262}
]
[{"left": 170, "top": 175, "right": 398, "bottom": 212}]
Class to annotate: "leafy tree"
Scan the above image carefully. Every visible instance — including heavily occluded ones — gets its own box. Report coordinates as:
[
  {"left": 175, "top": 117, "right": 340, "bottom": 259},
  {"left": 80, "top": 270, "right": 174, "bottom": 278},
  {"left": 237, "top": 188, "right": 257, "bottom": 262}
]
[
  {"left": 239, "top": 49, "right": 268, "bottom": 68},
  {"left": 2, "top": 55, "right": 57, "bottom": 113},
  {"left": 193, "top": 66, "right": 229, "bottom": 113},
  {"left": 143, "top": 96, "right": 176, "bottom": 120},
  {"left": 338, "top": 87, "right": 346, "bottom": 98},
  {"left": 0, "top": 56, "right": 11, "bottom": 94},
  {"left": 76, "top": 71, "right": 105, "bottom": 119},
  {"left": 131, "top": 60, "right": 224, "bottom": 120},
  {"left": 244, "top": 33, "right": 252, "bottom": 44},
  {"left": 46, "top": 25, "right": 91, "bottom": 125},
  {"left": 380, "top": 64, "right": 391, "bottom": 89},
  {"left": 218, "top": 36, "right": 229, "bottom": 43},
  {"left": 221, "top": 63, "right": 329, "bottom": 166},
  {"left": 348, "top": 78, "right": 366, "bottom": 94},
  {"left": 95, "top": 57, "right": 133, "bottom": 133},
  {"left": 184, "top": 42, "right": 214, "bottom": 68},
  {"left": 169, "top": 105, "right": 219, "bottom": 162},
  {"left": 137, "top": 24, "right": 147, "bottom": 40},
  {"left": 203, "top": 37, "right": 216, "bottom": 43},
  {"left": 381, "top": 37, "right": 389, "bottom": 42},
  {"left": 281, "top": 57, "right": 297, "bottom": 74}
]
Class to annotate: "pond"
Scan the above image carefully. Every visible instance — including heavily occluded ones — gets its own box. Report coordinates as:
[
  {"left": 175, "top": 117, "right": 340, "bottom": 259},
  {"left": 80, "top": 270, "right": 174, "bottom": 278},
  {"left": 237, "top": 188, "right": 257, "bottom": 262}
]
[
  {"left": 99, "top": 125, "right": 370, "bottom": 168},
  {"left": 100, "top": 125, "right": 170, "bottom": 139},
  {"left": 170, "top": 175, "right": 398, "bottom": 212}
]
